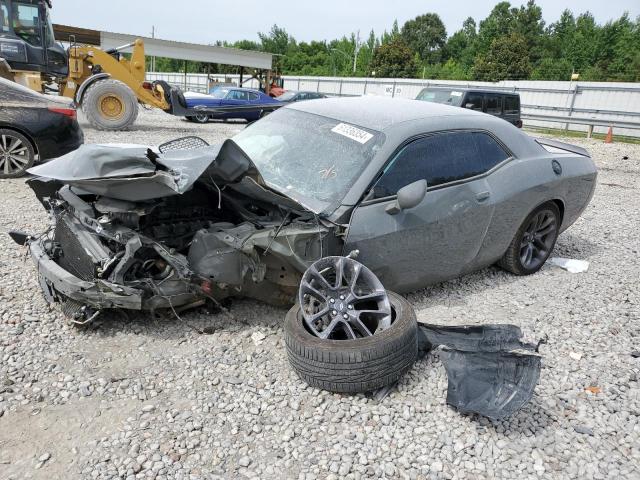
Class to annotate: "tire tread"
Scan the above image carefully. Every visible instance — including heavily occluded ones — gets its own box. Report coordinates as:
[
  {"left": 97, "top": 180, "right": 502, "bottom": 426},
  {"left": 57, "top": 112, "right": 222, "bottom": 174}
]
[{"left": 284, "top": 291, "right": 418, "bottom": 393}]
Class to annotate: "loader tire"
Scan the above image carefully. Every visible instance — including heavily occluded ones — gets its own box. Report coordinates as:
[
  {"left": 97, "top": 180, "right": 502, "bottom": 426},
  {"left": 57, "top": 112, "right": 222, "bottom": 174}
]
[
  {"left": 82, "top": 79, "right": 139, "bottom": 130},
  {"left": 284, "top": 291, "right": 418, "bottom": 393}
]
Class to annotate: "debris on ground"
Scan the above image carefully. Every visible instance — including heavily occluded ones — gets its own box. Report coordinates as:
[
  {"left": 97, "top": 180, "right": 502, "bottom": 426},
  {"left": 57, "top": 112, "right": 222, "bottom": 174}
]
[
  {"left": 569, "top": 351, "right": 583, "bottom": 361},
  {"left": 549, "top": 257, "right": 590, "bottom": 273},
  {"left": 418, "top": 323, "right": 542, "bottom": 420},
  {"left": 251, "top": 331, "right": 266, "bottom": 345}
]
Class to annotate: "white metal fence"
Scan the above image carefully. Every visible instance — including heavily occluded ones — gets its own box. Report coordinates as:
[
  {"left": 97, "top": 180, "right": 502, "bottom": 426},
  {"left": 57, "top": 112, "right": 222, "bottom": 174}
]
[{"left": 147, "top": 72, "right": 640, "bottom": 137}]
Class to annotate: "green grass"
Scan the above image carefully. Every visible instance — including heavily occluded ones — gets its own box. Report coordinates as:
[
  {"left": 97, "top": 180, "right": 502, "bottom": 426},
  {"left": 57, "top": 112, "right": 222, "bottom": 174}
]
[{"left": 524, "top": 125, "right": 640, "bottom": 145}]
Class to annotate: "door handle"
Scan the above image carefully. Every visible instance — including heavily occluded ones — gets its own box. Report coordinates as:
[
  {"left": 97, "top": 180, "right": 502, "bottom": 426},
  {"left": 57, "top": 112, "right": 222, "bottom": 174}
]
[{"left": 476, "top": 191, "right": 491, "bottom": 202}]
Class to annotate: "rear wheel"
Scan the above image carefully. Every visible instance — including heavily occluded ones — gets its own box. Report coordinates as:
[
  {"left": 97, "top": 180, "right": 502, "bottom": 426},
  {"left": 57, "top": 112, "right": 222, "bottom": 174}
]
[
  {"left": 82, "top": 79, "right": 139, "bottom": 130},
  {"left": 499, "top": 202, "right": 561, "bottom": 275},
  {"left": 0, "top": 129, "right": 35, "bottom": 178},
  {"left": 187, "top": 113, "right": 209, "bottom": 123}
]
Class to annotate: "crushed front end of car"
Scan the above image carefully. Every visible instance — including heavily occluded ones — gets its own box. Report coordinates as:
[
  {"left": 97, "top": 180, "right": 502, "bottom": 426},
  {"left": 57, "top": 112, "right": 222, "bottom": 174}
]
[{"left": 13, "top": 137, "right": 336, "bottom": 324}]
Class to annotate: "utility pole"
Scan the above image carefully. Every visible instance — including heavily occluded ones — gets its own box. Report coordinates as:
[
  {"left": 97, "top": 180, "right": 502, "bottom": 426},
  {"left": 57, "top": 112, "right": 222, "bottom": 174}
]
[
  {"left": 353, "top": 30, "right": 361, "bottom": 74},
  {"left": 150, "top": 26, "right": 155, "bottom": 72}
]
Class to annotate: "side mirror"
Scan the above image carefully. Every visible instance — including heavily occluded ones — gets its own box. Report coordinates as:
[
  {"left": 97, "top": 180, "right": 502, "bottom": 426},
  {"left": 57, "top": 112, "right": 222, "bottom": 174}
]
[{"left": 385, "top": 179, "right": 427, "bottom": 215}]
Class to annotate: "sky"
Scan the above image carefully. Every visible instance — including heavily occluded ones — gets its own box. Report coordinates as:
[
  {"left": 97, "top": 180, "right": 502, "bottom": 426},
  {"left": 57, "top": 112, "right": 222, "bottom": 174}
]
[{"left": 52, "top": 0, "right": 640, "bottom": 44}]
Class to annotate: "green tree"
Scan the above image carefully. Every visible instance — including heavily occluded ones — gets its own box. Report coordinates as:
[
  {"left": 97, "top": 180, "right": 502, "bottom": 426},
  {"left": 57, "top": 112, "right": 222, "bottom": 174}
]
[
  {"left": 258, "top": 24, "right": 292, "bottom": 55},
  {"left": 444, "top": 17, "right": 477, "bottom": 70},
  {"left": 473, "top": 33, "right": 532, "bottom": 81},
  {"left": 512, "top": 0, "right": 545, "bottom": 63},
  {"left": 476, "top": 2, "right": 514, "bottom": 54},
  {"left": 400, "top": 13, "right": 447, "bottom": 63},
  {"left": 370, "top": 38, "right": 417, "bottom": 78},
  {"left": 380, "top": 19, "right": 400, "bottom": 45},
  {"left": 531, "top": 57, "right": 573, "bottom": 79},
  {"left": 596, "top": 14, "right": 640, "bottom": 81},
  {"left": 149, "top": 5, "right": 639, "bottom": 83},
  {"left": 232, "top": 39, "right": 261, "bottom": 51}
]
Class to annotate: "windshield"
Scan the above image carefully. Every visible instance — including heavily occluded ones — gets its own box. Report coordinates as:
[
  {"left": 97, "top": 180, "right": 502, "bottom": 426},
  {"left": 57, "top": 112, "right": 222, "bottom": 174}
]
[
  {"left": 277, "top": 91, "right": 297, "bottom": 101},
  {"left": 416, "top": 88, "right": 464, "bottom": 106},
  {"left": 209, "top": 87, "right": 229, "bottom": 99},
  {"left": 232, "top": 108, "right": 385, "bottom": 213},
  {"left": 11, "top": 1, "right": 42, "bottom": 46}
]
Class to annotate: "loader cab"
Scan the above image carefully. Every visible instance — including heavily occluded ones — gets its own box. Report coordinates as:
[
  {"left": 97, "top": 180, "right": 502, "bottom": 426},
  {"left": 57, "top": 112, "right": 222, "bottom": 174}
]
[{"left": 0, "top": 0, "right": 68, "bottom": 81}]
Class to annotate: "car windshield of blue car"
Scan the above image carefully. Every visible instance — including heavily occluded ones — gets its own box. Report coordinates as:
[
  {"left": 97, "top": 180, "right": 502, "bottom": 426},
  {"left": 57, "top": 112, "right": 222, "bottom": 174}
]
[
  {"left": 209, "top": 88, "right": 230, "bottom": 99},
  {"left": 232, "top": 109, "right": 385, "bottom": 213},
  {"left": 416, "top": 88, "right": 463, "bottom": 106}
]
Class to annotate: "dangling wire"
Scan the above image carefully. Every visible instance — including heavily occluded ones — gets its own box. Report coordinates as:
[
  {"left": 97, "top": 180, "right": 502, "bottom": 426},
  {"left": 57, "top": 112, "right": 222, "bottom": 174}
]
[{"left": 208, "top": 174, "right": 222, "bottom": 209}]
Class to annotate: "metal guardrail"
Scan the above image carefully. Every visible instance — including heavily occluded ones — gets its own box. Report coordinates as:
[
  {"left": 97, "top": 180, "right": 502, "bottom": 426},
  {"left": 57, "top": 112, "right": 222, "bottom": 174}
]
[
  {"left": 523, "top": 104, "right": 640, "bottom": 118},
  {"left": 522, "top": 113, "right": 640, "bottom": 137}
]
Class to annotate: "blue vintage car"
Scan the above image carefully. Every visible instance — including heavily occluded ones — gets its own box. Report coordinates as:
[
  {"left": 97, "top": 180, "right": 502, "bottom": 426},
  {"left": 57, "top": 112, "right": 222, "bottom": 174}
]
[{"left": 183, "top": 87, "right": 280, "bottom": 123}]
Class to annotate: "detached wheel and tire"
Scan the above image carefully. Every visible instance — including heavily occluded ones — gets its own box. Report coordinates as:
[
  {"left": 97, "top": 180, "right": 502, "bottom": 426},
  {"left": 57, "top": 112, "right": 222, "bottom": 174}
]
[
  {"left": 285, "top": 256, "right": 418, "bottom": 393},
  {"left": 82, "top": 79, "right": 139, "bottom": 130},
  {"left": 499, "top": 202, "right": 561, "bottom": 275},
  {"left": 0, "top": 129, "right": 35, "bottom": 178}
]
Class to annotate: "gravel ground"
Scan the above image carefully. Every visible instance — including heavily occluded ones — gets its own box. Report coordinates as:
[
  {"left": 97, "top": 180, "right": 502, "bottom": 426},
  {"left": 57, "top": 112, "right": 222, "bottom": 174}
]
[{"left": 0, "top": 109, "right": 639, "bottom": 480}]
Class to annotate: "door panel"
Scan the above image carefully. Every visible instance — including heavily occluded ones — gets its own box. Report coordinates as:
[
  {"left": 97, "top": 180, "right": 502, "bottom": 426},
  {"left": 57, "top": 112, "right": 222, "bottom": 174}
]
[{"left": 344, "top": 177, "right": 495, "bottom": 292}]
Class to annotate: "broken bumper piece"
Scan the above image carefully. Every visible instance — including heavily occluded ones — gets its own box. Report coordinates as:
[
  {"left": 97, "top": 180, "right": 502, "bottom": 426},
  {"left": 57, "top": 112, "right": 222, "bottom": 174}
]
[
  {"left": 29, "top": 238, "right": 143, "bottom": 310},
  {"left": 418, "top": 324, "right": 542, "bottom": 421},
  {"left": 29, "top": 234, "right": 202, "bottom": 316}
]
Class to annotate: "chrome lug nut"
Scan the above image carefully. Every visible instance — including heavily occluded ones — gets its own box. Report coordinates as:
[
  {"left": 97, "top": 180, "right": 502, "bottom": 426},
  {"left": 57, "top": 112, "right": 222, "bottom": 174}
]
[
  {"left": 329, "top": 298, "right": 335, "bottom": 303},
  {"left": 339, "top": 295, "right": 345, "bottom": 300},
  {"left": 348, "top": 304, "right": 353, "bottom": 309},
  {"left": 332, "top": 310, "right": 338, "bottom": 316},
  {"left": 342, "top": 313, "right": 349, "bottom": 319}
]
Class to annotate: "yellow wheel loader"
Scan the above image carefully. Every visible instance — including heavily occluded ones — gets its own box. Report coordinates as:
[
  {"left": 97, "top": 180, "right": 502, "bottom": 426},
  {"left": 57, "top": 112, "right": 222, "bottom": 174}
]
[{"left": 0, "top": 0, "right": 169, "bottom": 130}]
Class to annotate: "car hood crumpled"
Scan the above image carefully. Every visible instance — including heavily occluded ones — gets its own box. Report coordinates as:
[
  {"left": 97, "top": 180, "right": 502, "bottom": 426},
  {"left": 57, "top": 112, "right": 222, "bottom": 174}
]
[
  {"left": 28, "top": 143, "right": 221, "bottom": 201},
  {"left": 27, "top": 140, "right": 310, "bottom": 212}
]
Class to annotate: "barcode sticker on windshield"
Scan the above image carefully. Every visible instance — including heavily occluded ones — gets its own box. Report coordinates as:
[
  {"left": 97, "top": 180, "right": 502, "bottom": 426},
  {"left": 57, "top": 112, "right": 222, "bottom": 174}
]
[
  {"left": 331, "top": 123, "right": 374, "bottom": 144},
  {"left": 451, "top": 91, "right": 463, "bottom": 96}
]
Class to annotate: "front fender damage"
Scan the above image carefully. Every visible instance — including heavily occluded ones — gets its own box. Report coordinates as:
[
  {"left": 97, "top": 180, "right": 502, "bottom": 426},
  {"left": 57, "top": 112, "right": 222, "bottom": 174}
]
[{"left": 418, "top": 324, "right": 542, "bottom": 421}]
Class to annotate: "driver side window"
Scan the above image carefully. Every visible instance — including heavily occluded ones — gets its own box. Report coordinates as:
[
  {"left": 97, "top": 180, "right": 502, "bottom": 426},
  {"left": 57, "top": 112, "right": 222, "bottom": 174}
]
[{"left": 372, "top": 131, "right": 510, "bottom": 199}]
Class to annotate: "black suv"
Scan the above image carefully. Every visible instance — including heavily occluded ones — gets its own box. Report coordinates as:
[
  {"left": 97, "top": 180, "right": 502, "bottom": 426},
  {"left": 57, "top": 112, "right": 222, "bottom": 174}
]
[{"left": 416, "top": 87, "right": 522, "bottom": 128}]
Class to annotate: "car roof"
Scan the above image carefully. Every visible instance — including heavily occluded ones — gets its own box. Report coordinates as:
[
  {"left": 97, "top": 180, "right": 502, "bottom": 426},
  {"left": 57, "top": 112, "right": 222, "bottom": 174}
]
[
  {"left": 215, "top": 86, "right": 262, "bottom": 94},
  {"left": 419, "top": 86, "right": 519, "bottom": 96},
  {"left": 232, "top": 87, "right": 262, "bottom": 94},
  {"left": 286, "top": 95, "right": 485, "bottom": 131}
]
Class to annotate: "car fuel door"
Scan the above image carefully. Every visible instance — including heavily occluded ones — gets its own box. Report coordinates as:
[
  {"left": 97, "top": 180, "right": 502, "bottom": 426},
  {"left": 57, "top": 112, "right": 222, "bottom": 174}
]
[{"left": 344, "top": 177, "right": 494, "bottom": 292}]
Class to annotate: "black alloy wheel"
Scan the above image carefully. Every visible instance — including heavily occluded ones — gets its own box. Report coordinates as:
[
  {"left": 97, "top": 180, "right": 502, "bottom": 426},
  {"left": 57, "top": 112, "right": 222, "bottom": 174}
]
[
  {"left": 520, "top": 209, "right": 558, "bottom": 270},
  {"left": 298, "top": 256, "right": 392, "bottom": 340},
  {"left": 499, "top": 202, "right": 561, "bottom": 275}
]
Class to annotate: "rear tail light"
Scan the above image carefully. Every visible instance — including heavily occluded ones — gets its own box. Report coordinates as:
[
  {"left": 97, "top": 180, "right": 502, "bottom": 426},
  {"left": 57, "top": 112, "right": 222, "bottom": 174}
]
[
  {"left": 516, "top": 119, "right": 523, "bottom": 128},
  {"left": 48, "top": 107, "right": 77, "bottom": 120},
  {"left": 142, "top": 81, "right": 153, "bottom": 90}
]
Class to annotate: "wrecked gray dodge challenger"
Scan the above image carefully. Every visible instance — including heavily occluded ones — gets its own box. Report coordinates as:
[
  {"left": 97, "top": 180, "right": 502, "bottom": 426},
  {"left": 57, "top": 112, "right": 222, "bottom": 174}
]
[{"left": 13, "top": 97, "right": 596, "bottom": 416}]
